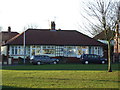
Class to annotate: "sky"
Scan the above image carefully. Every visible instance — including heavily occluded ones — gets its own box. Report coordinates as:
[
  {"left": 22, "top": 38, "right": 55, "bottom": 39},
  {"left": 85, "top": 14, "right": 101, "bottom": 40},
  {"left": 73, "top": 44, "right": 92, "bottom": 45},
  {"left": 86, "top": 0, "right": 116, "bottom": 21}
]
[{"left": 0, "top": 0, "right": 92, "bottom": 36}]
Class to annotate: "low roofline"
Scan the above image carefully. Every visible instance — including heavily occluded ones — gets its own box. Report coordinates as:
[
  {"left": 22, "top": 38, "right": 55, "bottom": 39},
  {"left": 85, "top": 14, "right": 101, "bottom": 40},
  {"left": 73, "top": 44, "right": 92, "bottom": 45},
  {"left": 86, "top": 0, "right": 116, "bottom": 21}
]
[
  {"left": 1, "top": 31, "right": 19, "bottom": 34},
  {"left": 4, "top": 44, "right": 105, "bottom": 46},
  {"left": 4, "top": 29, "right": 106, "bottom": 46}
]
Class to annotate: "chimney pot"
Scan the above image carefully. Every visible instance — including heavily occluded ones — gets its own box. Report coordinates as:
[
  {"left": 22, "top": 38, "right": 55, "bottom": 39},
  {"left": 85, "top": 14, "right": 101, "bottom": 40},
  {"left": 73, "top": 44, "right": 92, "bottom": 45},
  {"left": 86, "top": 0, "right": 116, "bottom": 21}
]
[
  {"left": 51, "top": 21, "right": 56, "bottom": 30},
  {"left": 8, "top": 26, "right": 11, "bottom": 32}
]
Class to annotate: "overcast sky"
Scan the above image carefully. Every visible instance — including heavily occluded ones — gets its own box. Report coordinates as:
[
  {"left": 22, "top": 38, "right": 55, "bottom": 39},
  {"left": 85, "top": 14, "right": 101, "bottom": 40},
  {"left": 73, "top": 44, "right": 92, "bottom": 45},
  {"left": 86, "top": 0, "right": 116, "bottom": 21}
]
[{"left": 0, "top": 0, "right": 93, "bottom": 36}]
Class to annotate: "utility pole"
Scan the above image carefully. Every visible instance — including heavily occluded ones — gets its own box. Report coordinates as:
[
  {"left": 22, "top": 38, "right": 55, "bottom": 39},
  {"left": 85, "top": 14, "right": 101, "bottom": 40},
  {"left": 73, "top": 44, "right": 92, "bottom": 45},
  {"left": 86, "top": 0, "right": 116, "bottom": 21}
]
[
  {"left": 0, "top": 28, "right": 1, "bottom": 51},
  {"left": 23, "top": 29, "right": 26, "bottom": 64}
]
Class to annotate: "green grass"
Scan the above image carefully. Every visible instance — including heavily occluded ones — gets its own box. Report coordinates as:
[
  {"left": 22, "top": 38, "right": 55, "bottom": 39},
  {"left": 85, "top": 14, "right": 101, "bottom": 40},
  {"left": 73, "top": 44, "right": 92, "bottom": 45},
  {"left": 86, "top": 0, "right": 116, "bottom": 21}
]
[
  {"left": 1, "top": 64, "right": 120, "bottom": 89},
  {"left": 2, "top": 64, "right": 120, "bottom": 70}
]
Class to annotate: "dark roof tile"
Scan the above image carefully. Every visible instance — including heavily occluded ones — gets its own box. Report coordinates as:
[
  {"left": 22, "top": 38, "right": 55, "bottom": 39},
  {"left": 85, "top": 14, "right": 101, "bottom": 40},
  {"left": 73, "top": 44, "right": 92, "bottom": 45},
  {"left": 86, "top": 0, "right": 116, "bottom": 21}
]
[{"left": 6, "top": 29, "right": 105, "bottom": 46}]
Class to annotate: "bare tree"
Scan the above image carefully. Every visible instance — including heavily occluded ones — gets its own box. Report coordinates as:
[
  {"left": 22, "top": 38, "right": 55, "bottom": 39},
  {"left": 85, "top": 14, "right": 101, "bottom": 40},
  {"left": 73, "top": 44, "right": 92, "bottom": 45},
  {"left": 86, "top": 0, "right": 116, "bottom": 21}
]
[
  {"left": 81, "top": 0, "right": 119, "bottom": 72},
  {"left": 80, "top": 0, "right": 117, "bottom": 36}
]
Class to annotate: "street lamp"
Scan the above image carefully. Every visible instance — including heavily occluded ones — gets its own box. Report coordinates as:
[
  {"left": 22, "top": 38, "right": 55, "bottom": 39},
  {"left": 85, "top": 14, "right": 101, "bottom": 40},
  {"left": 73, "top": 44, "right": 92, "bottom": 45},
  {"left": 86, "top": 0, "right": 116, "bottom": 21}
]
[{"left": 23, "top": 30, "right": 26, "bottom": 64}]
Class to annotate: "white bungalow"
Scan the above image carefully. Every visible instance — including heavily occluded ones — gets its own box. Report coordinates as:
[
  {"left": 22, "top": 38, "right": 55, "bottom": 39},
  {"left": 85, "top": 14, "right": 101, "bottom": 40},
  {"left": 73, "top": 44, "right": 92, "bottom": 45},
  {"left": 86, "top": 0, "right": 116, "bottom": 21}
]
[{"left": 5, "top": 22, "right": 105, "bottom": 59}]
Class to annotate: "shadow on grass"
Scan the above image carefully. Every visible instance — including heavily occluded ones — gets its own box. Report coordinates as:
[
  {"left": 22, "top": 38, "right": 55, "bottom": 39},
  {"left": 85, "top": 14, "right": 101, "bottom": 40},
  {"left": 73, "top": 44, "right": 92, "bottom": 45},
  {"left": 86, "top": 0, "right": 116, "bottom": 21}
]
[
  {"left": 2, "top": 85, "right": 31, "bottom": 90},
  {"left": 2, "top": 85, "right": 119, "bottom": 90},
  {"left": 2, "top": 85, "right": 56, "bottom": 90},
  {"left": 2, "top": 64, "right": 120, "bottom": 71}
]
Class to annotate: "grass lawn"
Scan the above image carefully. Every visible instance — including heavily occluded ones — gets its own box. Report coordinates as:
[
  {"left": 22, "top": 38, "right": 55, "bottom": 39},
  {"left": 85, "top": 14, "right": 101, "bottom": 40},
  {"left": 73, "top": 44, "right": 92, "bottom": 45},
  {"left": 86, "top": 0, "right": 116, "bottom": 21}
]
[{"left": 1, "top": 64, "right": 120, "bottom": 89}]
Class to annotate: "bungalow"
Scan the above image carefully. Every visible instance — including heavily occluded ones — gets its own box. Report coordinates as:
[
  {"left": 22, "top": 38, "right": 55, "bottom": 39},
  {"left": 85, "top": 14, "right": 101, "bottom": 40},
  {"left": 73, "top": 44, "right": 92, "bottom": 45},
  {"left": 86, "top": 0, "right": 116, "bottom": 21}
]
[
  {"left": 0, "top": 27, "right": 19, "bottom": 55},
  {"left": 0, "top": 27, "right": 19, "bottom": 64},
  {"left": 93, "top": 30, "right": 114, "bottom": 45},
  {"left": 0, "top": 27, "right": 19, "bottom": 45},
  {"left": 93, "top": 30, "right": 114, "bottom": 59},
  {"left": 5, "top": 22, "right": 105, "bottom": 59}
]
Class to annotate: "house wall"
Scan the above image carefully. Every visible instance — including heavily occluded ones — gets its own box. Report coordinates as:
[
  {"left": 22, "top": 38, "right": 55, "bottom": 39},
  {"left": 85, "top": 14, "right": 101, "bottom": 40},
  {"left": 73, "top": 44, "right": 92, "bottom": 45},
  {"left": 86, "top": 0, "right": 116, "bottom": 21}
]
[
  {"left": 8, "top": 45, "right": 103, "bottom": 59},
  {"left": 114, "top": 38, "right": 120, "bottom": 53},
  {"left": 118, "top": 38, "right": 120, "bottom": 53},
  {"left": 114, "top": 35, "right": 120, "bottom": 62},
  {"left": 1, "top": 46, "right": 7, "bottom": 56},
  {"left": 113, "top": 23, "right": 120, "bottom": 62}
]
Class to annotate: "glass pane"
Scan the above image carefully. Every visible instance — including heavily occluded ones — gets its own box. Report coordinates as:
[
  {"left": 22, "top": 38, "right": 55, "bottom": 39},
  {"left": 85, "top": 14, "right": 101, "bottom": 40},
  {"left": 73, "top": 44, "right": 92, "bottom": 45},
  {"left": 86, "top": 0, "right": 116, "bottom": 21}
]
[{"left": 32, "top": 49, "right": 35, "bottom": 55}]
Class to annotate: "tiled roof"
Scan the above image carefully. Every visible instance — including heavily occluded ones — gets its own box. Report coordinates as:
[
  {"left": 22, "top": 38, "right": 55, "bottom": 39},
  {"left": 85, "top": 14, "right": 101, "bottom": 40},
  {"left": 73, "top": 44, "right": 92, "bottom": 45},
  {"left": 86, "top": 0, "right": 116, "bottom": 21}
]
[
  {"left": 93, "top": 30, "right": 115, "bottom": 40},
  {"left": 6, "top": 29, "right": 105, "bottom": 46},
  {"left": 0, "top": 31, "right": 19, "bottom": 42}
]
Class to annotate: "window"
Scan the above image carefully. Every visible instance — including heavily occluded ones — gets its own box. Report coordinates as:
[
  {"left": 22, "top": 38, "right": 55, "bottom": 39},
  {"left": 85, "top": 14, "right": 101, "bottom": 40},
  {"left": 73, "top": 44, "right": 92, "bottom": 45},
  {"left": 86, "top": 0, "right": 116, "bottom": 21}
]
[
  {"left": 10, "top": 46, "right": 31, "bottom": 55},
  {"left": 32, "top": 49, "right": 35, "bottom": 55},
  {"left": 89, "top": 47, "right": 91, "bottom": 54},
  {"left": 26, "top": 46, "right": 30, "bottom": 55},
  {"left": 63, "top": 46, "right": 77, "bottom": 57},
  {"left": 92, "top": 47, "right": 94, "bottom": 54},
  {"left": 77, "top": 47, "right": 82, "bottom": 55},
  {"left": 43, "top": 46, "right": 47, "bottom": 49},
  {"left": 17, "top": 46, "right": 21, "bottom": 55},
  {"left": 98, "top": 47, "right": 100, "bottom": 55},
  {"left": 42, "top": 45, "right": 55, "bottom": 55},
  {"left": 77, "top": 46, "right": 88, "bottom": 55},
  {"left": 36, "top": 46, "right": 40, "bottom": 49},
  {"left": 11, "top": 46, "right": 14, "bottom": 55},
  {"left": 14, "top": 46, "right": 17, "bottom": 55},
  {"left": 32, "top": 45, "right": 35, "bottom": 48},
  {"left": 36, "top": 49, "right": 40, "bottom": 55},
  {"left": 55, "top": 46, "right": 64, "bottom": 56},
  {"left": 43, "top": 49, "right": 55, "bottom": 54}
]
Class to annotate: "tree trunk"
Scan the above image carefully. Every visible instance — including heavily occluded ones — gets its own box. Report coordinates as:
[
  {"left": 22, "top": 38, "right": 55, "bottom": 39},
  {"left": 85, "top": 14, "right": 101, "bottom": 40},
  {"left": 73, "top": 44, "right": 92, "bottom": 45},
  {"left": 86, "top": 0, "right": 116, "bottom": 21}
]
[{"left": 108, "top": 40, "right": 112, "bottom": 72}]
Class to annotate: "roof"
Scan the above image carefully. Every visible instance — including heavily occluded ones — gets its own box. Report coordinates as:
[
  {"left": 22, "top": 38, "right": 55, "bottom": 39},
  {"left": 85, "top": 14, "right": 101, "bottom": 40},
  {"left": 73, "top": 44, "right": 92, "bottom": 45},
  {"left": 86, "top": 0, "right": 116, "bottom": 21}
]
[
  {"left": 1, "top": 31, "right": 18, "bottom": 33},
  {"left": 0, "top": 31, "right": 19, "bottom": 44},
  {"left": 1, "top": 31, "right": 19, "bottom": 39},
  {"left": 5, "top": 29, "right": 105, "bottom": 46},
  {"left": 93, "top": 30, "right": 115, "bottom": 40}
]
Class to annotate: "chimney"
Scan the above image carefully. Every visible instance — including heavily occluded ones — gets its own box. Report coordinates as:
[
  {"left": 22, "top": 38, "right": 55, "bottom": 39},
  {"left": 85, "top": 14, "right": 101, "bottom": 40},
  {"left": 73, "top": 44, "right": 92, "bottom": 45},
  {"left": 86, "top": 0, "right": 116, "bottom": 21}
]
[
  {"left": 58, "top": 28, "right": 61, "bottom": 30},
  {"left": 51, "top": 21, "right": 56, "bottom": 30},
  {"left": 8, "top": 26, "right": 11, "bottom": 32}
]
